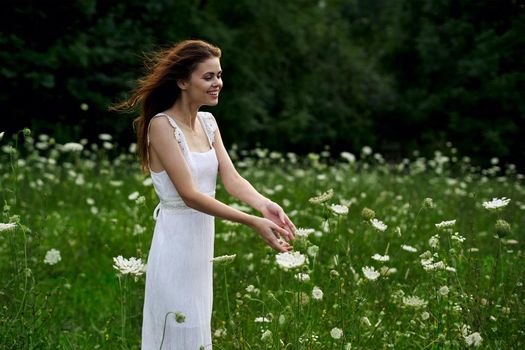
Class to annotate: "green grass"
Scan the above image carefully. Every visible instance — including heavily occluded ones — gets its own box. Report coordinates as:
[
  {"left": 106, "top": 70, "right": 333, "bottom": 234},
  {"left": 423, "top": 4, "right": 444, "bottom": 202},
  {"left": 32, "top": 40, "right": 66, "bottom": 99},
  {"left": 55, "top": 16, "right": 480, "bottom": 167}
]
[{"left": 0, "top": 130, "right": 524, "bottom": 349}]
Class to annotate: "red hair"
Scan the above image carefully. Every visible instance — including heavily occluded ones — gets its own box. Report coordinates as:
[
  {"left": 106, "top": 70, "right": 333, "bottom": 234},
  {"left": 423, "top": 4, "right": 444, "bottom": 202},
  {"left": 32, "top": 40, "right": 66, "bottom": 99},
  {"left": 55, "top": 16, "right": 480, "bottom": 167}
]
[{"left": 111, "top": 39, "right": 221, "bottom": 173}]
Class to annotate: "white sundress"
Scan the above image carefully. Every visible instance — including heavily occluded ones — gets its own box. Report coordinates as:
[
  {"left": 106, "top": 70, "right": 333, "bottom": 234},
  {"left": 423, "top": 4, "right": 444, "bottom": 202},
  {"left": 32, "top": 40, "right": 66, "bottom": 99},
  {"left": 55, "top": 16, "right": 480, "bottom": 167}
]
[{"left": 141, "top": 111, "right": 219, "bottom": 350}]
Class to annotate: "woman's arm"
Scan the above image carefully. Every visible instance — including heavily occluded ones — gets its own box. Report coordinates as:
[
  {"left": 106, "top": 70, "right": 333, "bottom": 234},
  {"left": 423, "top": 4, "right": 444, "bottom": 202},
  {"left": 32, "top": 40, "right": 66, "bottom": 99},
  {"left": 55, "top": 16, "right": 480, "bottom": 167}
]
[
  {"left": 212, "top": 123, "right": 296, "bottom": 237},
  {"left": 148, "top": 117, "right": 293, "bottom": 250}
]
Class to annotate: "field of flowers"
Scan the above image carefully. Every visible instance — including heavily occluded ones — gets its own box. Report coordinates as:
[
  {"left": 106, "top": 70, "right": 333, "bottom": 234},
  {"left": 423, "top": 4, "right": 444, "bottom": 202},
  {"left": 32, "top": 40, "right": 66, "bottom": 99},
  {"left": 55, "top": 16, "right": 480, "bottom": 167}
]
[{"left": 1, "top": 129, "right": 524, "bottom": 349}]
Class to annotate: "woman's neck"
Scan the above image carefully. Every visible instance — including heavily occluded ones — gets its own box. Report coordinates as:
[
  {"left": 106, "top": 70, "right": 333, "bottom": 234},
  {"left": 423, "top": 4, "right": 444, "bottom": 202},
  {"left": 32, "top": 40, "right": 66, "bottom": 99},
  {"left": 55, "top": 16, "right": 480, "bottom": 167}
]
[{"left": 168, "top": 100, "right": 200, "bottom": 131}]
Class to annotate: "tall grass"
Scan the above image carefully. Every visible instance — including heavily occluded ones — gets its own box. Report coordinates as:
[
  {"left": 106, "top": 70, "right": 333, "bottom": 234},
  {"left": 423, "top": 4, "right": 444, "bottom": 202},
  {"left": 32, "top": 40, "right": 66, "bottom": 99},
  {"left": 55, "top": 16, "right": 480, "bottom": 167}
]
[{"left": 0, "top": 130, "right": 523, "bottom": 349}]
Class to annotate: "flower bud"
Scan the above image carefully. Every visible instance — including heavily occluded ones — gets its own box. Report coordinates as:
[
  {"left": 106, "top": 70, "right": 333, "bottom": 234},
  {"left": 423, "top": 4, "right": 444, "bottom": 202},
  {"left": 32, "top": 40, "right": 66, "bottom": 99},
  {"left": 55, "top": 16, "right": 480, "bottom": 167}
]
[
  {"left": 422, "top": 198, "right": 434, "bottom": 209},
  {"left": 23, "top": 128, "right": 31, "bottom": 137},
  {"left": 361, "top": 207, "right": 376, "bottom": 220},
  {"left": 495, "top": 219, "right": 511, "bottom": 237},
  {"left": 175, "top": 311, "right": 186, "bottom": 323}
]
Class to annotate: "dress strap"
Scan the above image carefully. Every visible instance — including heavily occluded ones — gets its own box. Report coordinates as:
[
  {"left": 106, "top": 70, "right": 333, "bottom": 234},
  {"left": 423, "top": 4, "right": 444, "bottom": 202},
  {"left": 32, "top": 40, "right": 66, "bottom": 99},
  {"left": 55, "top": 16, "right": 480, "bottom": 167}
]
[
  {"left": 198, "top": 112, "right": 218, "bottom": 146},
  {"left": 147, "top": 113, "right": 189, "bottom": 157}
]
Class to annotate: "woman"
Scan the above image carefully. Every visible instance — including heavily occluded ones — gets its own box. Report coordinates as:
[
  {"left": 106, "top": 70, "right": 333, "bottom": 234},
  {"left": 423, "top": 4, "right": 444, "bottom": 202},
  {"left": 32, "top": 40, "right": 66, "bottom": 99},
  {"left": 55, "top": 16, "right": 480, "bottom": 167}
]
[{"left": 114, "top": 40, "right": 296, "bottom": 349}]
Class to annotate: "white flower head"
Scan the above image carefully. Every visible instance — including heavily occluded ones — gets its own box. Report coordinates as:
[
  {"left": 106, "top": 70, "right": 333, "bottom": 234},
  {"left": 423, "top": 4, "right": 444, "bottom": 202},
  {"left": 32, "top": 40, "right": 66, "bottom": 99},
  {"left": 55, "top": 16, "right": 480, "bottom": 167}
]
[
  {"left": 260, "top": 329, "right": 272, "bottom": 342},
  {"left": 330, "top": 204, "right": 349, "bottom": 215},
  {"left": 362, "top": 266, "right": 380, "bottom": 281},
  {"left": 330, "top": 327, "right": 343, "bottom": 340},
  {"left": 370, "top": 218, "right": 387, "bottom": 232},
  {"left": 482, "top": 197, "right": 510, "bottom": 210},
  {"left": 98, "top": 133, "right": 112, "bottom": 141},
  {"left": 295, "top": 272, "right": 310, "bottom": 282},
  {"left": 211, "top": 254, "right": 236, "bottom": 265},
  {"left": 44, "top": 248, "right": 61, "bottom": 265},
  {"left": 340, "top": 152, "right": 356, "bottom": 163},
  {"left": 312, "top": 286, "right": 323, "bottom": 300},
  {"left": 254, "top": 316, "right": 271, "bottom": 323},
  {"left": 464, "top": 332, "right": 483, "bottom": 347},
  {"left": 402, "top": 295, "right": 428, "bottom": 308},
  {"left": 112, "top": 255, "right": 146, "bottom": 277},
  {"left": 275, "top": 251, "right": 306, "bottom": 270},
  {"left": 401, "top": 244, "right": 418, "bottom": 253},
  {"left": 0, "top": 223, "right": 17, "bottom": 232},
  {"left": 361, "top": 146, "right": 373, "bottom": 156},
  {"left": 438, "top": 285, "right": 450, "bottom": 296},
  {"left": 308, "top": 188, "right": 334, "bottom": 204},
  {"left": 371, "top": 253, "right": 390, "bottom": 262},
  {"left": 295, "top": 227, "right": 315, "bottom": 238},
  {"left": 307, "top": 245, "right": 319, "bottom": 258},
  {"left": 128, "top": 191, "right": 139, "bottom": 201},
  {"left": 435, "top": 219, "right": 456, "bottom": 229},
  {"left": 428, "top": 235, "right": 440, "bottom": 249},
  {"left": 361, "top": 316, "right": 372, "bottom": 327},
  {"left": 62, "top": 142, "right": 84, "bottom": 152}
]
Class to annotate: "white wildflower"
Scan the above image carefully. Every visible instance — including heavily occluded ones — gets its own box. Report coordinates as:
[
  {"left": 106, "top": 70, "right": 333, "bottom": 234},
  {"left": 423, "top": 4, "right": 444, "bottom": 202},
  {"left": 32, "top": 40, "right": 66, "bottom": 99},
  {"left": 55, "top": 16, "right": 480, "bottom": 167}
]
[
  {"left": 308, "top": 188, "right": 334, "bottom": 204},
  {"left": 128, "top": 191, "right": 139, "bottom": 201},
  {"left": 361, "top": 146, "right": 372, "bottom": 156},
  {"left": 401, "top": 244, "right": 417, "bottom": 253},
  {"left": 295, "top": 273, "right": 310, "bottom": 282},
  {"left": 133, "top": 224, "right": 146, "bottom": 235},
  {"left": 362, "top": 266, "right": 380, "bottom": 281},
  {"left": 482, "top": 197, "right": 510, "bottom": 210},
  {"left": 428, "top": 235, "right": 440, "bottom": 249},
  {"left": 255, "top": 316, "right": 271, "bottom": 323},
  {"left": 44, "top": 248, "right": 61, "bottom": 265},
  {"left": 340, "top": 152, "right": 356, "bottom": 163},
  {"left": 62, "top": 142, "right": 84, "bottom": 152},
  {"left": 112, "top": 255, "right": 146, "bottom": 277},
  {"left": 312, "top": 286, "right": 323, "bottom": 301},
  {"left": 361, "top": 316, "right": 372, "bottom": 327},
  {"left": 261, "top": 329, "right": 272, "bottom": 342},
  {"left": 0, "top": 223, "right": 17, "bottom": 232},
  {"left": 451, "top": 232, "right": 466, "bottom": 243},
  {"left": 330, "top": 327, "right": 343, "bottom": 340},
  {"left": 438, "top": 285, "right": 450, "bottom": 296},
  {"left": 422, "top": 260, "right": 445, "bottom": 271},
  {"left": 435, "top": 219, "right": 456, "bottom": 229},
  {"left": 421, "top": 311, "right": 430, "bottom": 320},
  {"left": 307, "top": 245, "right": 319, "bottom": 258},
  {"left": 98, "top": 133, "right": 112, "bottom": 141},
  {"left": 295, "top": 227, "right": 315, "bottom": 238},
  {"left": 211, "top": 254, "right": 236, "bottom": 265},
  {"left": 402, "top": 295, "right": 427, "bottom": 308},
  {"left": 371, "top": 253, "right": 390, "bottom": 262},
  {"left": 379, "top": 266, "right": 397, "bottom": 275},
  {"left": 330, "top": 204, "right": 349, "bottom": 215},
  {"left": 213, "top": 328, "right": 227, "bottom": 338},
  {"left": 464, "top": 332, "right": 483, "bottom": 347},
  {"left": 275, "top": 251, "right": 306, "bottom": 270},
  {"left": 370, "top": 218, "right": 387, "bottom": 232}
]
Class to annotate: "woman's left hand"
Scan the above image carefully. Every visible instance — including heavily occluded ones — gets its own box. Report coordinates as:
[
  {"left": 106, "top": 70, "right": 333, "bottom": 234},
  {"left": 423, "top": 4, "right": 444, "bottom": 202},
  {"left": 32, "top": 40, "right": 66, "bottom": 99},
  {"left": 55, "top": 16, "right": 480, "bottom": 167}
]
[{"left": 259, "top": 200, "right": 296, "bottom": 241}]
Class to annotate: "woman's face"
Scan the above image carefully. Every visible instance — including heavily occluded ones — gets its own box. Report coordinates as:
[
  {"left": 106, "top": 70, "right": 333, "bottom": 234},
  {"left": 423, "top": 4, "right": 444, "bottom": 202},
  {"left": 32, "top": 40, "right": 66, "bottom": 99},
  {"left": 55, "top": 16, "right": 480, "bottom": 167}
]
[{"left": 183, "top": 57, "right": 223, "bottom": 106}]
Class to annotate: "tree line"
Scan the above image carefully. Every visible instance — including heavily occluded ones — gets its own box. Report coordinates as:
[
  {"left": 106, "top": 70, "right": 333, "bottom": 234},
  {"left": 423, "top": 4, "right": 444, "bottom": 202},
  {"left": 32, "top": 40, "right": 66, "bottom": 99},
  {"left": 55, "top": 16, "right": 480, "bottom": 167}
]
[{"left": 1, "top": 0, "right": 524, "bottom": 167}]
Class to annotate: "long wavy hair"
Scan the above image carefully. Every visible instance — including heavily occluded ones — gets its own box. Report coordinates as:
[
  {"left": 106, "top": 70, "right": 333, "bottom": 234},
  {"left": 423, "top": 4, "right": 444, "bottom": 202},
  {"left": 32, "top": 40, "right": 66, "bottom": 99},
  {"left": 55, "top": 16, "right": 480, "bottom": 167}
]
[{"left": 111, "top": 39, "right": 221, "bottom": 173}]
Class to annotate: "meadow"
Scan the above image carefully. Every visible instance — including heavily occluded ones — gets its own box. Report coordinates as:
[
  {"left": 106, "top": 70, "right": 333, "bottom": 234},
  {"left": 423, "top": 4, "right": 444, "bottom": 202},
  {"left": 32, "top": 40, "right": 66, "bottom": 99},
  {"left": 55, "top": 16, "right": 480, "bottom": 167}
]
[{"left": 0, "top": 129, "right": 523, "bottom": 349}]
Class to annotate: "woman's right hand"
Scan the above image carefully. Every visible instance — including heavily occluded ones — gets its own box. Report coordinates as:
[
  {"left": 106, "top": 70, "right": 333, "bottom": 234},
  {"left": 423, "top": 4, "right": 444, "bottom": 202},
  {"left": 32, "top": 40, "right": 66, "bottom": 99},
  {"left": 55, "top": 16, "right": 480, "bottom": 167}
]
[{"left": 250, "top": 216, "right": 293, "bottom": 252}]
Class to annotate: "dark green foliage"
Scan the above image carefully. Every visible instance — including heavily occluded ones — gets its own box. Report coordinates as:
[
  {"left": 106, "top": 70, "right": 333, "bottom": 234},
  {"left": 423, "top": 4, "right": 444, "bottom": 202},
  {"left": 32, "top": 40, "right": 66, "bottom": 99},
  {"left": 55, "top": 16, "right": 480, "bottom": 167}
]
[{"left": 1, "top": 0, "right": 524, "bottom": 166}]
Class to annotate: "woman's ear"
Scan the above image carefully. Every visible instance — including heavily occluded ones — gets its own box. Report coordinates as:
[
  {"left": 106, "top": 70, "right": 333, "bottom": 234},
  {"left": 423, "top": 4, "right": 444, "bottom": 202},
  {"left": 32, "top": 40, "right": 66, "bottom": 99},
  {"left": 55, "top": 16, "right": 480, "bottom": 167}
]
[{"left": 177, "top": 79, "right": 188, "bottom": 90}]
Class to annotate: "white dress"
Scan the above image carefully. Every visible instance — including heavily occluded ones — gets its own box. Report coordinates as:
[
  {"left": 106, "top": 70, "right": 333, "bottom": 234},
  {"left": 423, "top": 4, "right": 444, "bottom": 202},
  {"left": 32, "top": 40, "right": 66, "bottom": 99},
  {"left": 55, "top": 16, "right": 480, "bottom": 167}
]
[{"left": 141, "top": 111, "right": 219, "bottom": 350}]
